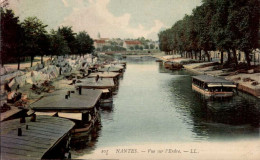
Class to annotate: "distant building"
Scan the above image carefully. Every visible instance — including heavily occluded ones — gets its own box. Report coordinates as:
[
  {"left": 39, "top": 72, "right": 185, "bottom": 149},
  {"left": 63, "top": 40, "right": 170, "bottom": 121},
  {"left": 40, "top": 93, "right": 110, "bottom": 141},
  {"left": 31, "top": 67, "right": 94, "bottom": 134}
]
[
  {"left": 94, "top": 32, "right": 110, "bottom": 49},
  {"left": 123, "top": 40, "right": 142, "bottom": 50},
  {"left": 94, "top": 40, "right": 107, "bottom": 49}
]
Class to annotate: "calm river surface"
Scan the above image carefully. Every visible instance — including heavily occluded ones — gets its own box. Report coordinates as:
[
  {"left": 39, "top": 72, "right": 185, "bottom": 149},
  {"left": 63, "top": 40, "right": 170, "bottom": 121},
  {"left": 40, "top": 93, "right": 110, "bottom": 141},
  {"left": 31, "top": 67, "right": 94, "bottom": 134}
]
[{"left": 72, "top": 57, "right": 260, "bottom": 158}]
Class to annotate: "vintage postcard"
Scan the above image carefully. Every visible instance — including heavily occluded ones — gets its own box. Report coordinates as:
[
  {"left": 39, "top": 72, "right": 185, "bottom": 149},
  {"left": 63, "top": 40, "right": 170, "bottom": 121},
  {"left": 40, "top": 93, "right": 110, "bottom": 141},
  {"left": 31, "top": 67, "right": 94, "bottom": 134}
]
[{"left": 0, "top": 0, "right": 259, "bottom": 159}]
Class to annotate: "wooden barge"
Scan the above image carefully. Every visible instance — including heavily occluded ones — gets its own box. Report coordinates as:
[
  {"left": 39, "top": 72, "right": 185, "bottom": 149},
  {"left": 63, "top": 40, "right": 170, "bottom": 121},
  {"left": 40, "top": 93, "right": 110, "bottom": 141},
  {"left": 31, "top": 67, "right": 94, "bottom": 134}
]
[
  {"left": 88, "top": 72, "right": 120, "bottom": 86},
  {"left": 192, "top": 75, "right": 237, "bottom": 97},
  {"left": 164, "top": 61, "right": 182, "bottom": 70},
  {"left": 0, "top": 115, "right": 75, "bottom": 159},
  {"left": 75, "top": 78, "right": 115, "bottom": 108},
  {"left": 30, "top": 89, "right": 102, "bottom": 134},
  {"left": 111, "top": 61, "right": 127, "bottom": 68},
  {"left": 99, "top": 64, "right": 125, "bottom": 73}
]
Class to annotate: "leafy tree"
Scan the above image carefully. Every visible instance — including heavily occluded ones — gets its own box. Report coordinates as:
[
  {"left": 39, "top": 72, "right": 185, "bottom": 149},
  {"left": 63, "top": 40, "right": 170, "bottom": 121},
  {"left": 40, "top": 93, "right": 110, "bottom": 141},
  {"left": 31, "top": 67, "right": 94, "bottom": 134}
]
[
  {"left": 37, "top": 33, "right": 50, "bottom": 65},
  {"left": 134, "top": 45, "right": 140, "bottom": 50},
  {"left": 228, "top": 0, "right": 259, "bottom": 67},
  {"left": 210, "top": 0, "right": 231, "bottom": 64},
  {"left": 130, "top": 46, "right": 134, "bottom": 50},
  {"left": 149, "top": 44, "right": 155, "bottom": 49},
  {"left": 0, "top": 8, "right": 24, "bottom": 69},
  {"left": 76, "top": 31, "right": 94, "bottom": 56},
  {"left": 57, "top": 26, "right": 76, "bottom": 54},
  {"left": 49, "top": 30, "right": 70, "bottom": 59},
  {"left": 21, "top": 17, "right": 48, "bottom": 67}
]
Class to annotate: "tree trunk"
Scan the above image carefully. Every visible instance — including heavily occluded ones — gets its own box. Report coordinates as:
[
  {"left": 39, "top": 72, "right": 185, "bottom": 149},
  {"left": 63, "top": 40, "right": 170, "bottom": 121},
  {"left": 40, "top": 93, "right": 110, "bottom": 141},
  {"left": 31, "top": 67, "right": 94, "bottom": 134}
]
[
  {"left": 199, "top": 50, "right": 202, "bottom": 60},
  {"left": 195, "top": 51, "right": 197, "bottom": 60},
  {"left": 17, "top": 56, "right": 20, "bottom": 70},
  {"left": 227, "top": 49, "right": 231, "bottom": 63},
  {"left": 41, "top": 55, "right": 43, "bottom": 64},
  {"left": 191, "top": 51, "right": 193, "bottom": 59},
  {"left": 220, "top": 51, "right": 223, "bottom": 64},
  {"left": 232, "top": 48, "right": 238, "bottom": 66},
  {"left": 205, "top": 50, "right": 210, "bottom": 62},
  {"left": 30, "top": 56, "right": 34, "bottom": 67},
  {"left": 244, "top": 50, "right": 251, "bottom": 67}
]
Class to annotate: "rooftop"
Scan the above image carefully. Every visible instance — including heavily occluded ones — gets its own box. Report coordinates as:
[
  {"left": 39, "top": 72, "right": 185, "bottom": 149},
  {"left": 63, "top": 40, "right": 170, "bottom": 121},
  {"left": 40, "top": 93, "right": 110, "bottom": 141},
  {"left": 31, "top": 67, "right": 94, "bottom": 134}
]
[
  {"left": 192, "top": 75, "right": 234, "bottom": 84},
  {"left": 30, "top": 89, "right": 102, "bottom": 111},
  {"left": 124, "top": 40, "right": 142, "bottom": 45},
  {"left": 75, "top": 78, "right": 115, "bottom": 89},
  {"left": 88, "top": 72, "right": 120, "bottom": 78},
  {"left": 0, "top": 115, "right": 74, "bottom": 159}
]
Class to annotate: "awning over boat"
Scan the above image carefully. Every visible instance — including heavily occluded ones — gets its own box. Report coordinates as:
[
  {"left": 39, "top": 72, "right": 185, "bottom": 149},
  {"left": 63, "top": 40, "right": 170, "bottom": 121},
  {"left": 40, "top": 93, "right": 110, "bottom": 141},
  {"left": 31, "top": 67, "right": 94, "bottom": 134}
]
[
  {"left": 207, "top": 83, "right": 236, "bottom": 88},
  {"left": 222, "top": 84, "right": 237, "bottom": 88},
  {"left": 207, "top": 83, "right": 222, "bottom": 87},
  {"left": 58, "top": 112, "right": 82, "bottom": 120},
  {"left": 35, "top": 112, "right": 57, "bottom": 116}
]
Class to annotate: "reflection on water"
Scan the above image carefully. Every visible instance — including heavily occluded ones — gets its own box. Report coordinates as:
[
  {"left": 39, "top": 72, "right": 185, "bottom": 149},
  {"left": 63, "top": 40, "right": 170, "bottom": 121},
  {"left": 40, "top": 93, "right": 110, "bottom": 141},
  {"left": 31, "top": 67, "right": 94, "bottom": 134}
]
[{"left": 71, "top": 57, "right": 260, "bottom": 157}]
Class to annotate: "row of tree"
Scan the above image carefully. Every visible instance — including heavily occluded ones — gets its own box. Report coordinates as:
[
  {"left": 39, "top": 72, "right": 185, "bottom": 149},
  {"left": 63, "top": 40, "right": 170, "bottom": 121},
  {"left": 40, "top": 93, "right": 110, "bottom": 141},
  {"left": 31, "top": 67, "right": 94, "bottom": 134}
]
[
  {"left": 1, "top": 7, "right": 95, "bottom": 69},
  {"left": 158, "top": 0, "right": 259, "bottom": 66}
]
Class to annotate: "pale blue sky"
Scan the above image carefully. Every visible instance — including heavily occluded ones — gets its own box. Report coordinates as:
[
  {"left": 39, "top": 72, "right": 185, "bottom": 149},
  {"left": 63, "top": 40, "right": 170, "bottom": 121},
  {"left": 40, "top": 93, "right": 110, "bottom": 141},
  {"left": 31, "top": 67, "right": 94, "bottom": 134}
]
[{"left": 9, "top": 0, "right": 202, "bottom": 40}]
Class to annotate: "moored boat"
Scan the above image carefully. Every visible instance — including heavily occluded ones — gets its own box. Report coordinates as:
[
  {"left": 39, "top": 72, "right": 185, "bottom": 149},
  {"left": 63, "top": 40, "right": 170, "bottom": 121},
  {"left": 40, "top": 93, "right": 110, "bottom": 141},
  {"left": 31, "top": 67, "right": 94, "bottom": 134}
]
[
  {"left": 30, "top": 88, "right": 102, "bottom": 134},
  {"left": 192, "top": 75, "right": 237, "bottom": 97}
]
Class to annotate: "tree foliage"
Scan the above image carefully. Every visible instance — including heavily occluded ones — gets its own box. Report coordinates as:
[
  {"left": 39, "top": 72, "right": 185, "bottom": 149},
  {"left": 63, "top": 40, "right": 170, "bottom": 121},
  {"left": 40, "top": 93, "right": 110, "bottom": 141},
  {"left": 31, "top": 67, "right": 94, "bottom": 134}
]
[
  {"left": 76, "top": 31, "right": 94, "bottom": 56},
  {"left": 158, "top": 0, "right": 260, "bottom": 66},
  {"left": 21, "top": 17, "right": 48, "bottom": 67},
  {"left": 0, "top": 8, "right": 23, "bottom": 67},
  {"left": 1, "top": 7, "right": 95, "bottom": 69}
]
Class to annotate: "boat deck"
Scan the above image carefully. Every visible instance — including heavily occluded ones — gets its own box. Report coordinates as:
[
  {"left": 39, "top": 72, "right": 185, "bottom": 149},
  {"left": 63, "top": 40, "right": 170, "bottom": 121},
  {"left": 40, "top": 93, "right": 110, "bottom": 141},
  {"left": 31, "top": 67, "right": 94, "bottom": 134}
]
[
  {"left": 30, "top": 89, "right": 102, "bottom": 111},
  {"left": 88, "top": 72, "right": 120, "bottom": 78},
  {"left": 75, "top": 78, "right": 115, "bottom": 89},
  {"left": 0, "top": 115, "right": 75, "bottom": 159}
]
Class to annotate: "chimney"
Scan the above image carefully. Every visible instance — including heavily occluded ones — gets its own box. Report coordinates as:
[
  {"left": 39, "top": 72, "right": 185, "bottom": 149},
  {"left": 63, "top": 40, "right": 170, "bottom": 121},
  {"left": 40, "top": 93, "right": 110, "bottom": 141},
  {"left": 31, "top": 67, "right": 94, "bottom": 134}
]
[
  {"left": 18, "top": 128, "right": 22, "bottom": 136},
  {"left": 79, "top": 86, "right": 82, "bottom": 95},
  {"left": 30, "top": 114, "right": 36, "bottom": 122}
]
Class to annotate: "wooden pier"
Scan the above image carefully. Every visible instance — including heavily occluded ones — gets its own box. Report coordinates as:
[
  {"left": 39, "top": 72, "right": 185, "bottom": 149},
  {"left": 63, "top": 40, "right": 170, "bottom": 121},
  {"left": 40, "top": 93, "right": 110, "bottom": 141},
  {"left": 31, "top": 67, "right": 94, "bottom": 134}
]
[{"left": 0, "top": 115, "right": 75, "bottom": 159}]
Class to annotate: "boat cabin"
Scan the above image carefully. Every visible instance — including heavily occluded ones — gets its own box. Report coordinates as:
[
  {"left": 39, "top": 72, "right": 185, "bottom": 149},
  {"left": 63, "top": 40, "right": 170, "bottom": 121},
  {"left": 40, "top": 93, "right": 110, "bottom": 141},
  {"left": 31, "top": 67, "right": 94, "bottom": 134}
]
[
  {"left": 192, "top": 75, "right": 237, "bottom": 97},
  {"left": 30, "top": 89, "right": 102, "bottom": 133},
  {"left": 75, "top": 78, "right": 115, "bottom": 107},
  {"left": 88, "top": 72, "right": 120, "bottom": 86}
]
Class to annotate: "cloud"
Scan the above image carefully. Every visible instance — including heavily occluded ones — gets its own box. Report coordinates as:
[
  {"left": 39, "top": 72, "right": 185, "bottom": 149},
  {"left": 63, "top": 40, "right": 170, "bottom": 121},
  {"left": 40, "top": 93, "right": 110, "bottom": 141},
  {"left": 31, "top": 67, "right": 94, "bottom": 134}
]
[
  {"left": 61, "top": 0, "right": 69, "bottom": 7},
  {"left": 59, "top": 0, "right": 165, "bottom": 40}
]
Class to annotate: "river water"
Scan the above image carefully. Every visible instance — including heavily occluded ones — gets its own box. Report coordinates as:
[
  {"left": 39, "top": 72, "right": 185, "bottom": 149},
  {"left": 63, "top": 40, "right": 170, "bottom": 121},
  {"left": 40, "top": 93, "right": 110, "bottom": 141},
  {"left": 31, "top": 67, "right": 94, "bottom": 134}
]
[{"left": 72, "top": 57, "right": 260, "bottom": 158}]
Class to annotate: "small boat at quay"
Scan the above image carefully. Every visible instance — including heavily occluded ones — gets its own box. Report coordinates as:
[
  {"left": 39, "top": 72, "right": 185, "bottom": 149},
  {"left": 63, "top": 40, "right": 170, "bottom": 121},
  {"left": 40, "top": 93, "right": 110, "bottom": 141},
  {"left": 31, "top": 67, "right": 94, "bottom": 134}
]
[
  {"left": 192, "top": 75, "right": 237, "bottom": 97},
  {"left": 30, "top": 88, "right": 102, "bottom": 134},
  {"left": 164, "top": 61, "right": 182, "bottom": 70},
  {"left": 75, "top": 77, "right": 115, "bottom": 108}
]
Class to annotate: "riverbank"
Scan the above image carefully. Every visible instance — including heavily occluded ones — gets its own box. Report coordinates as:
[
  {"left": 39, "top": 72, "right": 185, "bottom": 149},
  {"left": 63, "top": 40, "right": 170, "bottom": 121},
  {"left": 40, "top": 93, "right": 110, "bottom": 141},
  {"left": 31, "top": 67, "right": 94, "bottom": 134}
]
[
  {"left": 0, "top": 54, "right": 127, "bottom": 158},
  {"left": 183, "top": 62, "right": 260, "bottom": 98}
]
